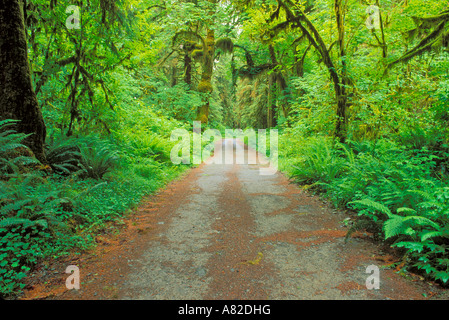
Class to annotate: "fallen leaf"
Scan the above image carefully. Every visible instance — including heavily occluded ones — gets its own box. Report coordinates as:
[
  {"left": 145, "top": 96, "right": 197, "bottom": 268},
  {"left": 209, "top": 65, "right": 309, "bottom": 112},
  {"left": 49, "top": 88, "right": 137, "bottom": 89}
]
[{"left": 242, "top": 252, "right": 263, "bottom": 265}]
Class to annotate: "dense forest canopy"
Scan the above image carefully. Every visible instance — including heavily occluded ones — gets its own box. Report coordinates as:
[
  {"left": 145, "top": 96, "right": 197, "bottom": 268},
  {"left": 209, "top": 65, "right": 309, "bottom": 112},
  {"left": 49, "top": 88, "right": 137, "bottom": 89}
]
[
  {"left": 3, "top": 0, "right": 448, "bottom": 137},
  {"left": 1, "top": 0, "right": 449, "bottom": 298}
]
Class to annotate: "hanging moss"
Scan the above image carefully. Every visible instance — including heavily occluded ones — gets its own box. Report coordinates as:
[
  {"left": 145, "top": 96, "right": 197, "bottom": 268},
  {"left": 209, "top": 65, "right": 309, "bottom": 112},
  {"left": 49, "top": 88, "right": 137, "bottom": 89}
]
[
  {"left": 192, "top": 49, "right": 204, "bottom": 59},
  {"left": 389, "top": 10, "right": 449, "bottom": 69},
  {"left": 215, "top": 38, "right": 234, "bottom": 54}
]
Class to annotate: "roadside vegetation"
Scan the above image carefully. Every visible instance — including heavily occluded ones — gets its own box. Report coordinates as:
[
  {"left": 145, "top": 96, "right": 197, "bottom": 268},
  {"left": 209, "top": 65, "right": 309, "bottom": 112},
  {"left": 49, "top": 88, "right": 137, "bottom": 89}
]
[{"left": 1, "top": 0, "right": 448, "bottom": 298}]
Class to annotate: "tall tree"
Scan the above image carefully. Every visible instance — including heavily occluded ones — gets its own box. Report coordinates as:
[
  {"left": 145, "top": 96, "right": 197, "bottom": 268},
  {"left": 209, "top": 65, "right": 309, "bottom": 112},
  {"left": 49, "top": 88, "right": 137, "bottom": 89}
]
[
  {"left": 334, "top": 0, "right": 348, "bottom": 142},
  {"left": 271, "top": 0, "right": 349, "bottom": 141},
  {"left": 197, "top": 26, "right": 216, "bottom": 124},
  {"left": 0, "top": 0, "right": 46, "bottom": 162}
]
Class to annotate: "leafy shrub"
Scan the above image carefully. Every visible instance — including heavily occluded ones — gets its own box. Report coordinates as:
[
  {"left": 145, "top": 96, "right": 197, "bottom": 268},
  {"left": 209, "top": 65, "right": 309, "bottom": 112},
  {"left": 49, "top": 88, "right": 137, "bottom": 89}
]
[
  {"left": 398, "top": 126, "right": 442, "bottom": 150},
  {"left": 0, "top": 113, "right": 190, "bottom": 298},
  {"left": 148, "top": 83, "right": 204, "bottom": 122},
  {"left": 0, "top": 175, "right": 67, "bottom": 231},
  {"left": 77, "top": 145, "right": 118, "bottom": 180},
  {"left": 0, "top": 171, "right": 74, "bottom": 298}
]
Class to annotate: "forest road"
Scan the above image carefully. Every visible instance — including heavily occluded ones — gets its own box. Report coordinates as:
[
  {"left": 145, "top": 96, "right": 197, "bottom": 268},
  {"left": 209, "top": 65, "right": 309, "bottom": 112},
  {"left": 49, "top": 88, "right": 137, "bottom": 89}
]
[{"left": 22, "top": 139, "right": 445, "bottom": 300}]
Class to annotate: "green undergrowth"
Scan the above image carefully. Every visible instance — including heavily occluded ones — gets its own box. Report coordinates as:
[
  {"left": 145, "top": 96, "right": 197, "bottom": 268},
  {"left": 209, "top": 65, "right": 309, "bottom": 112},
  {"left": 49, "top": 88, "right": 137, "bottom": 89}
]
[
  {"left": 278, "top": 127, "right": 449, "bottom": 287},
  {"left": 0, "top": 114, "right": 191, "bottom": 299}
]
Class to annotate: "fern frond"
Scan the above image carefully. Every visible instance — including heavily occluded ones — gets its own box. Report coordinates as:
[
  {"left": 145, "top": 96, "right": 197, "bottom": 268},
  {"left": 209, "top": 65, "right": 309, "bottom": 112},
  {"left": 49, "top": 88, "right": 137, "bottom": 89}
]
[
  {"left": 421, "top": 230, "right": 446, "bottom": 242},
  {"left": 384, "top": 215, "right": 413, "bottom": 239},
  {"left": 349, "top": 198, "right": 393, "bottom": 217},
  {"left": 384, "top": 214, "right": 441, "bottom": 239},
  {"left": 407, "top": 189, "right": 434, "bottom": 201},
  {"left": 0, "top": 217, "right": 34, "bottom": 228},
  {"left": 397, "top": 207, "right": 417, "bottom": 215},
  {"left": 0, "top": 119, "right": 19, "bottom": 126}
]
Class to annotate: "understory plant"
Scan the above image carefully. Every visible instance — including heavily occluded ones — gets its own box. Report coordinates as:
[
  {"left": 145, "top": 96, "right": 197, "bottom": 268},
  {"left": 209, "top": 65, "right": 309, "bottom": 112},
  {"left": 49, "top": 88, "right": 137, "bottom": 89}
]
[
  {"left": 0, "top": 118, "right": 189, "bottom": 298},
  {"left": 283, "top": 132, "right": 449, "bottom": 285}
]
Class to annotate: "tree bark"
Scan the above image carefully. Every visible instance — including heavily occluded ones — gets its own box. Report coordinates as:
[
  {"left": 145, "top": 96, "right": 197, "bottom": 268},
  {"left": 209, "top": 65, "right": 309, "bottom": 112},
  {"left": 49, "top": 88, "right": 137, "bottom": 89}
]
[
  {"left": 184, "top": 50, "right": 192, "bottom": 86},
  {"left": 334, "top": 0, "right": 348, "bottom": 143},
  {"left": 197, "top": 27, "right": 215, "bottom": 124},
  {"left": 0, "top": 0, "right": 46, "bottom": 162},
  {"left": 267, "top": 73, "right": 277, "bottom": 128},
  {"left": 267, "top": 45, "right": 279, "bottom": 128}
]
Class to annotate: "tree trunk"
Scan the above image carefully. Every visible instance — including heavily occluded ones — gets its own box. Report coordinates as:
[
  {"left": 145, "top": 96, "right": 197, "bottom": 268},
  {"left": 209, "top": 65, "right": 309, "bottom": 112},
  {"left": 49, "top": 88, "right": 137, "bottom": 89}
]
[
  {"left": 197, "top": 27, "right": 215, "bottom": 124},
  {"left": 171, "top": 64, "right": 178, "bottom": 87},
  {"left": 278, "top": 0, "right": 349, "bottom": 142},
  {"left": 334, "top": 0, "right": 347, "bottom": 143},
  {"left": 269, "top": 44, "right": 290, "bottom": 120},
  {"left": 0, "top": 0, "right": 46, "bottom": 162},
  {"left": 267, "top": 73, "right": 277, "bottom": 128},
  {"left": 267, "top": 45, "right": 278, "bottom": 128},
  {"left": 184, "top": 51, "right": 192, "bottom": 86},
  {"left": 376, "top": 0, "right": 387, "bottom": 59}
]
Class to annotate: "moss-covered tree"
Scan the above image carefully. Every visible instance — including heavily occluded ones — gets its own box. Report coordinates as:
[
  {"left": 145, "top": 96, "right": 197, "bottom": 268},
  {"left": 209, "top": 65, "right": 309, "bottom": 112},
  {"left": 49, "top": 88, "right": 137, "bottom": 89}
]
[{"left": 0, "top": 0, "right": 46, "bottom": 162}]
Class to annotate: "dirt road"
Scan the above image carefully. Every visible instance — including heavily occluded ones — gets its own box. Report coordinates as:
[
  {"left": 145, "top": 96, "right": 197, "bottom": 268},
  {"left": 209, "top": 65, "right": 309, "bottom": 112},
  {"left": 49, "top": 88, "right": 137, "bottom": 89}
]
[{"left": 22, "top": 139, "right": 446, "bottom": 300}]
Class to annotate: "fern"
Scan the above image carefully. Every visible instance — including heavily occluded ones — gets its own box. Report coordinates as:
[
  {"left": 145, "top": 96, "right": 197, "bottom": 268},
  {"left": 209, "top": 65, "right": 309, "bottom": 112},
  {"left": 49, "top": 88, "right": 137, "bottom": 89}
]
[
  {"left": 0, "top": 120, "right": 39, "bottom": 173},
  {"left": 406, "top": 189, "right": 434, "bottom": 202},
  {"left": 384, "top": 215, "right": 439, "bottom": 239},
  {"left": 0, "top": 171, "right": 70, "bottom": 233},
  {"left": 0, "top": 217, "right": 48, "bottom": 229},
  {"left": 45, "top": 137, "right": 82, "bottom": 175},
  {"left": 349, "top": 198, "right": 393, "bottom": 217},
  {"left": 76, "top": 145, "right": 119, "bottom": 179},
  {"left": 396, "top": 207, "right": 417, "bottom": 215},
  {"left": 290, "top": 138, "right": 347, "bottom": 185},
  {"left": 351, "top": 198, "right": 441, "bottom": 240},
  {"left": 0, "top": 120, "right": 28, "bottom": 154},
  {"left": 420, "top": 227, "right": 449, "bottom": 242}
]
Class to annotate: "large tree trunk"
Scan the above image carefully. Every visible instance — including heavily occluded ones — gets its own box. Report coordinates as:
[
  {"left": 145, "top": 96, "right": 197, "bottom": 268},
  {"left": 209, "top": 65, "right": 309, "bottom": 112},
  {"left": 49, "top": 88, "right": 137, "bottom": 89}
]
[
  {"left": 197, "top": 27, "right": 215, "bottom": 124},
  {"left": 0, "top": 0, "right": 46, "bottom": 162},
  {"left": 268, "top": 44, "right": 289, "bottom": 122}
]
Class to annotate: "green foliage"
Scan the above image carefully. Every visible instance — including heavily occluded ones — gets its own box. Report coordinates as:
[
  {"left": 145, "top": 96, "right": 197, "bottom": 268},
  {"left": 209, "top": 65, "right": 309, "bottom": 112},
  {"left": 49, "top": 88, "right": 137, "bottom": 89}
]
[
  {"left": 0, "top": 115, "right": 189, "bottom": 298},
  {"left": 0, "top": 226, "right": 49, "bottom": 296},
  {"left": 45, "top": 136, "right": 81, "bottom": 175},
  {"left": 0, "top": 120, "right": 40, "bottom": 174},
  {"left": 3, "top": 0, "right": 449, "bottom": 297},
  {"left": 148, "top": 84, "right": 205, "bottom": 122},
  {"left": 76, "top": 140, "right": 119, "bottom": 180},
  {"left": 0, "top": 170, "right": 71, "bottom": 297},
  {"left": 280, "top": 128, "right": 449, "bottom": 284},
  {"left": 289, "top": 137, "right": 353, "bottom": 186}
]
